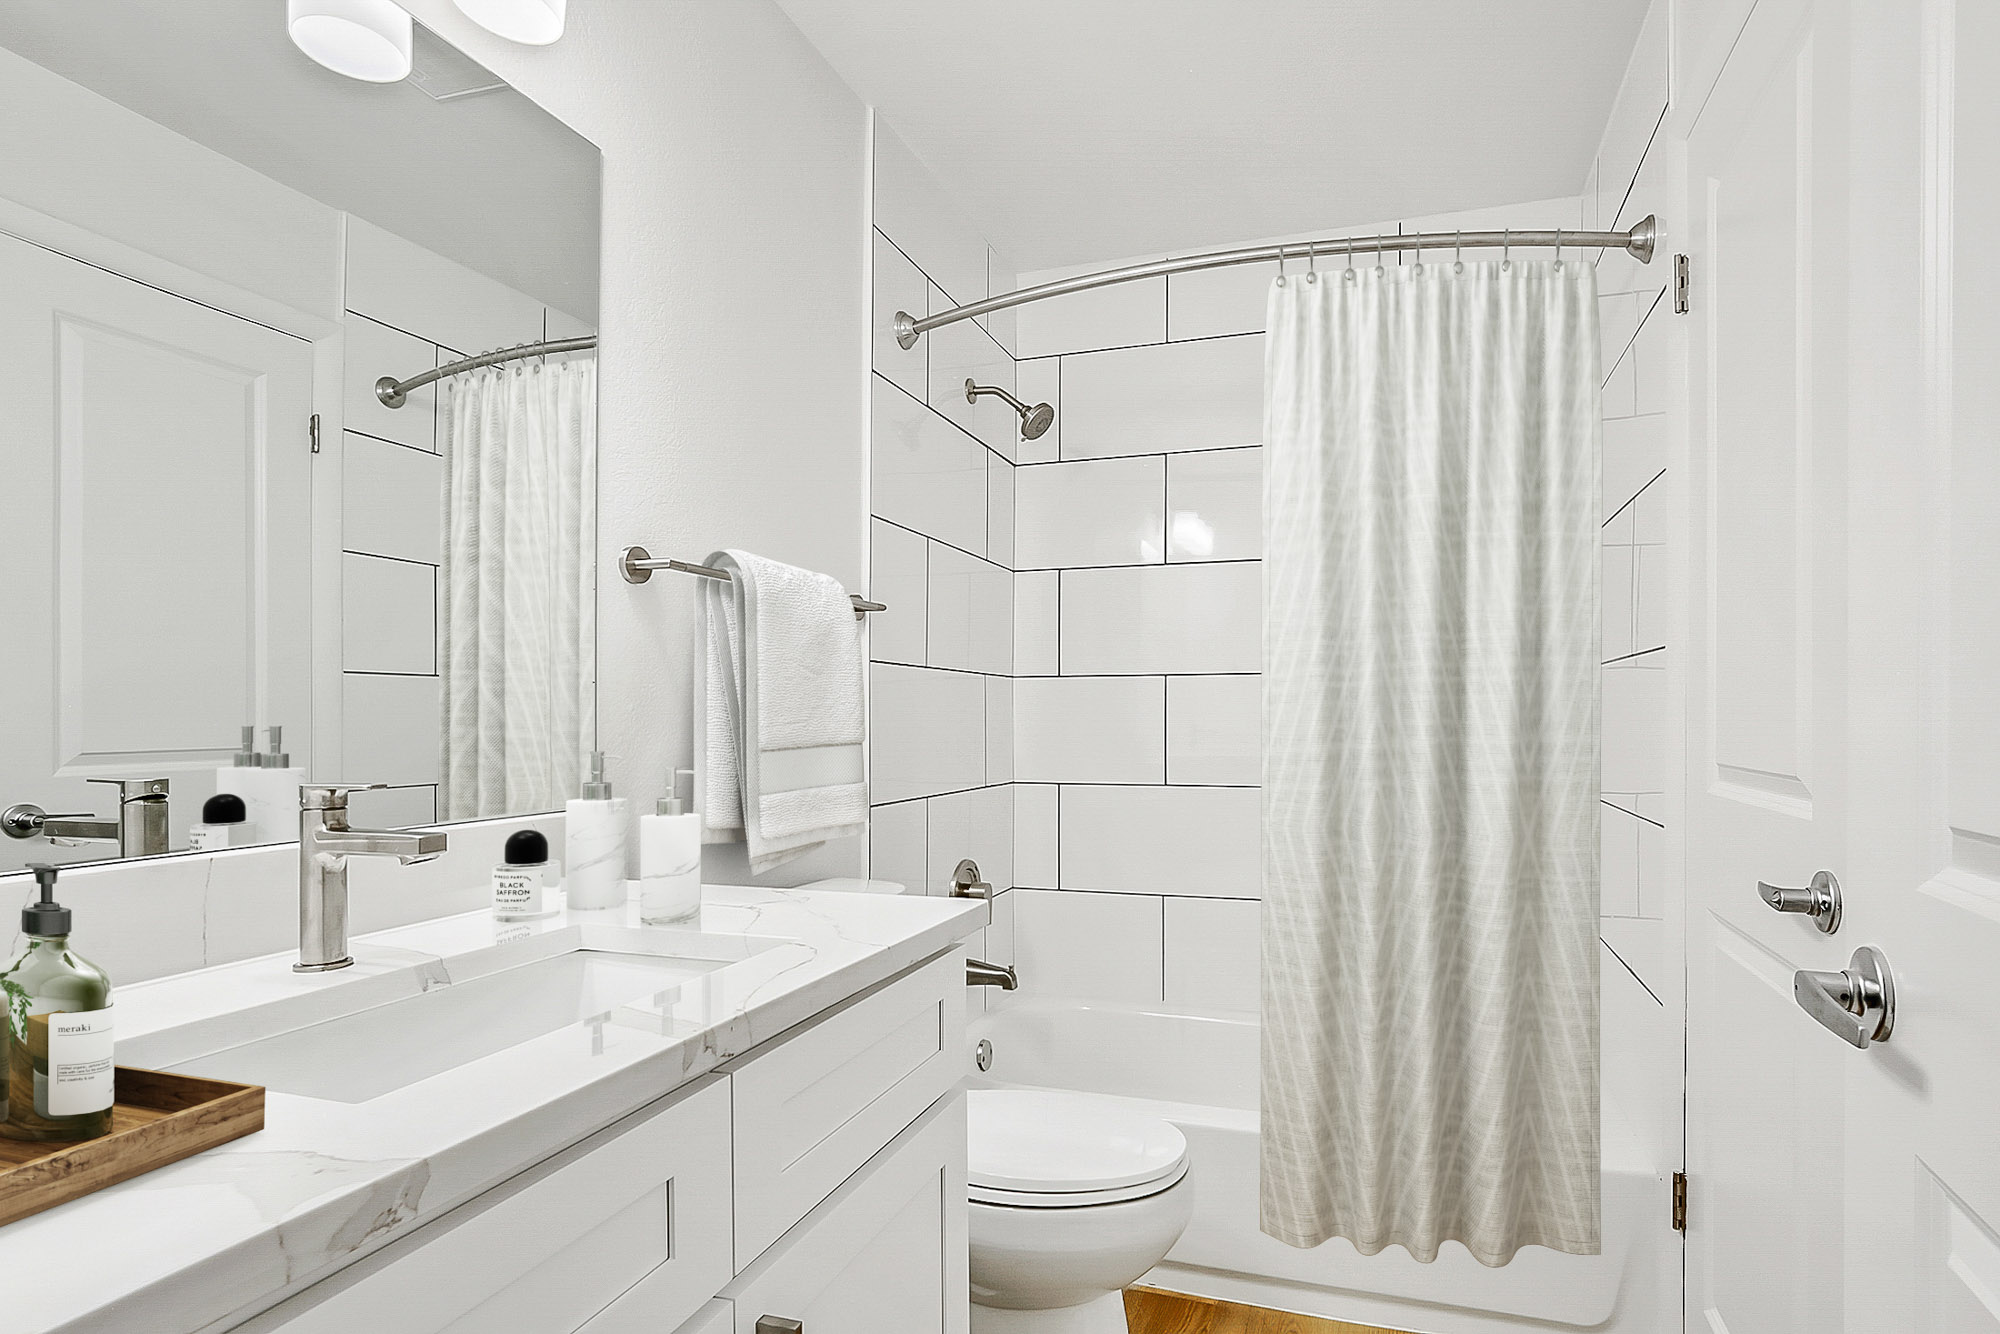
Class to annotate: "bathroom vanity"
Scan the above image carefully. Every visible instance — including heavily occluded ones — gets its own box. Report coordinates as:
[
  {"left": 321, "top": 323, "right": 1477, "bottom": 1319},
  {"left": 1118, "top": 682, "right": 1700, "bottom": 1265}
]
[{"left": 3, "top": 887, "right": 982, "bottom": 1334}]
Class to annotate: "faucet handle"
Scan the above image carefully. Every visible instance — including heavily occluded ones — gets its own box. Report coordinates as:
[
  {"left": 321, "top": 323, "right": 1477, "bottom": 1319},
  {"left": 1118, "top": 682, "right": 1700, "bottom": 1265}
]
[
  {"left": 87, "top": 777, "right": 170, "bottom": 802},
  {"left": 300, "top": 783, "right": 386, "bottom": 810}
]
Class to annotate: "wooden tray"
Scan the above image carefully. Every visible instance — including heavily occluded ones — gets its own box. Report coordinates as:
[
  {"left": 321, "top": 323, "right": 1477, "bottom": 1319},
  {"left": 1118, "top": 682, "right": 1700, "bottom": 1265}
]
[{"left": 0, "top": 1067, "right": 264, "bottom": 1227}]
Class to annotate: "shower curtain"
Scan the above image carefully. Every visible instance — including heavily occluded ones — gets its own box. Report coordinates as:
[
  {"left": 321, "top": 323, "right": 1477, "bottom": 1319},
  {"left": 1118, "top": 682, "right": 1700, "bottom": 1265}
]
[
  {"left": 1259, "top": 259, "right": 1600, "bottom": 1266},
  {"left": 439, "top": 357, "right": 598, "bottom": 821}
]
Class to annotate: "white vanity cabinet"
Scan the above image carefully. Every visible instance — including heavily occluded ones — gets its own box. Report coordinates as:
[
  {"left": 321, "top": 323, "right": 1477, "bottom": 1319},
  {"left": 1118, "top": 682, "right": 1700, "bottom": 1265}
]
[{"left": 238, "top": 949, "right": 967, "bottom": 1334}]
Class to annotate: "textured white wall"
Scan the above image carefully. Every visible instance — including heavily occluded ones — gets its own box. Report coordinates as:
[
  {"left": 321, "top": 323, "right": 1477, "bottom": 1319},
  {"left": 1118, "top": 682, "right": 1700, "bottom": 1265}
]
[{"left": 401, "top": 0, "right": 872, "bottom": 881}]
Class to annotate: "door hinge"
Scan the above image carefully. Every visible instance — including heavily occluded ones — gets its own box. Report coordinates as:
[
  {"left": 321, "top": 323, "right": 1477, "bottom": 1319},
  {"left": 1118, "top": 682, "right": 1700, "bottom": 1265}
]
[
  {"left": 1672, "top": 1171, "right": 1688, "bottom": 1231},
  {"left": 309, "top": 412, "right": 321, "bottom": 454},
  {"left": 1673, "top": 254, "right": 1690, "bottom": 314}
]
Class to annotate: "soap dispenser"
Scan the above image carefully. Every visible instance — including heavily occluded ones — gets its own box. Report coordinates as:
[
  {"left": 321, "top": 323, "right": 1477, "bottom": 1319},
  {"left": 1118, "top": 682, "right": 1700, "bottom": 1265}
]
[
  {"left": 245, "top": 725, "right": 305, "bottom": 843},
  {"left": 639, "top": 770, "right": 701, "bottom": 924},
  {"left": 0, "top": 865, "right": 114, "bottom": 1143},
  {"left": 564, "top": 752, "right": 628, "bottom": 910}
]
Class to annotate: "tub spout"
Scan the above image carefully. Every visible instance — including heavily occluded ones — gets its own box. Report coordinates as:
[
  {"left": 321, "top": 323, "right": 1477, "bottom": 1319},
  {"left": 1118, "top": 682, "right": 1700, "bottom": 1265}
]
[{"left": 967, "top": 958, "right": 1018, "bottom": 990}]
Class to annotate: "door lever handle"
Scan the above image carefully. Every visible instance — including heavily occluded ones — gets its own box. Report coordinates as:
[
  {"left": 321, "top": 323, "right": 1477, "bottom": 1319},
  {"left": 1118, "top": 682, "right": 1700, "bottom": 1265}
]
[
  {"left": 1758, "top": 870, "right": 1842, "bottom": 933},
  {"left": 1793, "top": 946, "right": 1895, "bottom": 1048}
]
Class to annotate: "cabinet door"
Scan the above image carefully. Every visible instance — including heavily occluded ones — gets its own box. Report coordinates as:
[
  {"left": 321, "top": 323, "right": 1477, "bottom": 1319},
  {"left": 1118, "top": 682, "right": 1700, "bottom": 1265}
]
[
  {"left": 243, "top": 1076, "right": 732, "bottom": 1334},
  {"left": 724, "top": 1092, "right": 967, "bottom": 1334},
  {"left": 727, "top": 949, "right": 964, "bottom": 1263}
]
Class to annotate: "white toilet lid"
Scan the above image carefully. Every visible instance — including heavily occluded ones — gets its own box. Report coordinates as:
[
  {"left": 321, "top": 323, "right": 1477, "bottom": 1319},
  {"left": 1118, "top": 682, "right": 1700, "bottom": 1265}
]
[{"left": 968, "top": 1090, "right": 1188, "bottom": 1201}]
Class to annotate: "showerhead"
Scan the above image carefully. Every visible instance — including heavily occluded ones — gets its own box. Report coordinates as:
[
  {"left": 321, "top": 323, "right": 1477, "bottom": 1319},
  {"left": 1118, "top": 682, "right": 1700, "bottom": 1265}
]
[{"left": 965, "top": 378, "right": 1058, "bottom": 442}]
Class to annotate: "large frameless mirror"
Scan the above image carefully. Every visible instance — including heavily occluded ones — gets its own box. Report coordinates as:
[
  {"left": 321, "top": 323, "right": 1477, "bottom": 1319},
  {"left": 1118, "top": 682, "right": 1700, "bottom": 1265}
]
[{"left": 0, "top": 0, "right": 602, "bottom": 872}]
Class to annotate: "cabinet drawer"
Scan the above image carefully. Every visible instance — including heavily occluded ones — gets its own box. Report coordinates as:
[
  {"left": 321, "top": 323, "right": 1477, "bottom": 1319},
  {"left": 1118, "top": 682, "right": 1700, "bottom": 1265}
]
[
  {"left": 584, "top": 1295, "right": 733, "bottom": 1334},
  {"left": 724, "top": 1091, "right": 968, "bottom": 1334},
  {"left": 726, "top": 949, "right": 964, "bottom": 1265},
  {"left": 247, "top": 1076, "right": 733, "bottom": 1334}
]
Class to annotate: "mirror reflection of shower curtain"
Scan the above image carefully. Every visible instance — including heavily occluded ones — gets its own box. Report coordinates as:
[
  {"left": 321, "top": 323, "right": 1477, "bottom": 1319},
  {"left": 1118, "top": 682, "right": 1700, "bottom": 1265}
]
[
  {"left": 438, "top": 358, "right": 598, "bottom": 821},
  {"left": 1259, "top": 260, "right": 1599, "bottom": 1266}
]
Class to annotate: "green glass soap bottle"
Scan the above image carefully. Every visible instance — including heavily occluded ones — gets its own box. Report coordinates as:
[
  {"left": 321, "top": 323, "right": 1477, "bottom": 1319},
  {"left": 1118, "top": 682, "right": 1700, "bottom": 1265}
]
[{"left": 0, "top": 864, "right": 114, "bottom": 1142}]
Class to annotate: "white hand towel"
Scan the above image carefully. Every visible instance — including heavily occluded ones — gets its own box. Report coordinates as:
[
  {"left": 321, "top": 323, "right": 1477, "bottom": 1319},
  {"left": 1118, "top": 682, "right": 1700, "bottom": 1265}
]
[{"left": 696, "top": 550, "right": 867, "bottom": 872}]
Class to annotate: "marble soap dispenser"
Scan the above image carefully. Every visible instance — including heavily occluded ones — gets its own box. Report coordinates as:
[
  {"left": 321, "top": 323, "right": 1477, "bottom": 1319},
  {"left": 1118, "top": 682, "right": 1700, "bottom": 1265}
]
[{"left": 564, "top": 752, "right": 628, "bottom": 909}]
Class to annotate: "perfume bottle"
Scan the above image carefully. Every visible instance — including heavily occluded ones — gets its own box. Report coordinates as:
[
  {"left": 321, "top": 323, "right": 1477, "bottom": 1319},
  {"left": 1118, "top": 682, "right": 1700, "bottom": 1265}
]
[{"left": 0, "top": 865, "right": 114, "bottom": 1143}]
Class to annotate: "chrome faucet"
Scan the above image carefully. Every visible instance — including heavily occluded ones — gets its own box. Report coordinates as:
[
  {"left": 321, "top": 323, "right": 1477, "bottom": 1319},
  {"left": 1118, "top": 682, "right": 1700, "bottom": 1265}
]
[
  {"left": 297, "top": 784, "right": 447, "bottom": 972},
  {"left": 2, "top": 777, "right": 171, "bottom": 857},
  {"left": 967, "top": 957, "right": 1018, "bottom": 990}
]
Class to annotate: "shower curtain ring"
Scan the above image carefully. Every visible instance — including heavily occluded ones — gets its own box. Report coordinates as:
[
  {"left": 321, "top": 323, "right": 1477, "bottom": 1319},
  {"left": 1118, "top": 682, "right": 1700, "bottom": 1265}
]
[
  {"left": 1502, "top": 229, "right": 1511, "bottom": 272},
  {"left": 1553, "top": 229, "right": 1563, "bottom": 272},
  {"left": 1344, "top": 241, "right": 1355, "bottom": 281},
  {"left": 1454, "top": 229, "right": 1463, "bottom": 275},
  {"left": 1275, "top": 243, "right": 1287, "bottom": 287},
  {"left": 1375, "top": 233, "right": 1385, "bottom": 274},
  {"left": 1412, "top": 233, "right": 1422, "bottom": 274},
  {"left": 1305, "top": 239, "right": 1317, "bottom": 284}
]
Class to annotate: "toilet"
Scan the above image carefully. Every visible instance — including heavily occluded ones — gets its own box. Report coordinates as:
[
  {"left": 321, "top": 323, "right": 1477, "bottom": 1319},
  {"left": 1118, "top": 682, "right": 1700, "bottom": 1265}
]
[{"left": 967, "top": 1089, "right": 1194, "bottom": 1334}]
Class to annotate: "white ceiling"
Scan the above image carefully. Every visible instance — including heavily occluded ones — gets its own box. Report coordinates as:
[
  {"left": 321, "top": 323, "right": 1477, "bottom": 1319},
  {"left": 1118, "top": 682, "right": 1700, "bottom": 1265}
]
[
  {"left": 0, "top": 0, "right": 599, "bottom": 321},
  {"left": 776, "top": 0, "right": 1652, "bottom": 271}
]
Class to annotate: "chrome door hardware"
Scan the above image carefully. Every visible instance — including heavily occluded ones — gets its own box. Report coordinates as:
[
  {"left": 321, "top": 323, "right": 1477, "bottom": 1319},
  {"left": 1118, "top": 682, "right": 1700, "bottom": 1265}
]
[
  {"left": 755, "top": 1319, "right": 803, "bottom": 1334},
  {"left": 949, "top": 858, "right": 991, "bottom": 899},
  {"left": 1758, "top": 870, "right": 1842, "bottom": 933},
  {"left": 1794, "top": 946, "right": 1895, "bottom": 1048}
]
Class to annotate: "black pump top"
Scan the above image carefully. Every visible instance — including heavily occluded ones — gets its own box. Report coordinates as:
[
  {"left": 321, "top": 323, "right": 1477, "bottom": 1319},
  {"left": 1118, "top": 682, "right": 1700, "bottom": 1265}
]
[
  {"left": 202, "top": 793, "right": 247, "bottom": 824},
  {"left": 22, "top": 864, "right": 71, "bottom": 937},
  {"left": 504, "top": 830, "right": 549, "bottom": 866}
]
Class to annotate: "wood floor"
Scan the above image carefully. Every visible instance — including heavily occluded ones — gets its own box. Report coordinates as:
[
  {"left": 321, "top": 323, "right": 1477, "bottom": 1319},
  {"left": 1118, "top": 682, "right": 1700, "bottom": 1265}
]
[{"left": 1124, "top": 1287, "right": 1401, "bottom": 1334}]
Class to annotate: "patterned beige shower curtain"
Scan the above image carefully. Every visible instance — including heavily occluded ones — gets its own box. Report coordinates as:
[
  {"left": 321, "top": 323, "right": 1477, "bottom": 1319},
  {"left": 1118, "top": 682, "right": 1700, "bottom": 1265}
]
[{"left": 1259, "top": 259, "right": 1600, "bottom": 1266}]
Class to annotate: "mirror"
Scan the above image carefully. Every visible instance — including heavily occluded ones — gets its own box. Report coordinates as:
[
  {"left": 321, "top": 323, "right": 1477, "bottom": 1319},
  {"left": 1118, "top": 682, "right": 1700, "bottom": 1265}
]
[{"left": 0, "top": 1, "right": 602, "bottom": 872}]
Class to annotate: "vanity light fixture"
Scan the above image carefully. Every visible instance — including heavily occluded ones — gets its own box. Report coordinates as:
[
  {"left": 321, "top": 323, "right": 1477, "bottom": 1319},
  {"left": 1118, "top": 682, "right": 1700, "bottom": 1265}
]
[
  {"left": 287, "top": 0, "right": 414, "bottom": 82},
  {"left": 453, "top": 0, "right": 566, "bottom": 45}
]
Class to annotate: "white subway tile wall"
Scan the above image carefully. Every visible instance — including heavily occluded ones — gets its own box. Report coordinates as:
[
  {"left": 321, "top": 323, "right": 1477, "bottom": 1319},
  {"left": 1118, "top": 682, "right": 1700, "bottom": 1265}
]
[
  {"left": 1015, "top": 455, "right": 1166, "bottom": 569},
  {"left": 872, "top": 22, "right": 1675, "bottom": 1020},
  {"left": 1589, "top": 0, "right": 1674, "bottom": 1007},
  {"left": 869, "top": 118, "right": 1019, "bottom": 891}
]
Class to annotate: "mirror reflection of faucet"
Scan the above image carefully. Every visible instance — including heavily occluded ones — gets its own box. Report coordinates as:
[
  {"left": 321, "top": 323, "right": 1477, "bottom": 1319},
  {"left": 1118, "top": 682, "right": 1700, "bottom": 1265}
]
[
  {"left": 296, "top": 784, "right": 448, "bottom": 973},
  {"left": 1, "top": 777, "right": 171, "bottom": 858}
]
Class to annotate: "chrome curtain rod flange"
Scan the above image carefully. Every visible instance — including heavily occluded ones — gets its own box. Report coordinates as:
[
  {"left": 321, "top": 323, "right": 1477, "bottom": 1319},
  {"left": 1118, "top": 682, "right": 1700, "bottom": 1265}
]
[
  {"left": 894, "top": 214, "right": 1658, "bottom": 349},
  {"left": 618, "top": 545, "right": 887, "bottom": 621},
  {"left": 376, "top": 334, "right": 598, "bottom": 408}
]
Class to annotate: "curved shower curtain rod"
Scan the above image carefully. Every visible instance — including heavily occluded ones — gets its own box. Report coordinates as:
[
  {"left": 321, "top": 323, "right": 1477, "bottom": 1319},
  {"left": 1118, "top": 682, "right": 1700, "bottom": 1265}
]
[
  {"left": 894, "top": 215, "right": 1657, "bottom": 349},
  {"left": 375, "top": 334, "right": 598, "bottom": 409}
]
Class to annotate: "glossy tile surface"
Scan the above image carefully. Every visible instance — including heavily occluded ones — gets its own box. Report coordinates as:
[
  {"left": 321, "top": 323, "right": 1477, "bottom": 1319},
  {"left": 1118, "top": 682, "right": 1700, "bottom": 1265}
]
[
  {"left": 1010, "top": 887, "right": 1162, "bottom": 1003},
  {"left": 1061, "top": 335, "right": 1263, "bottom": 459},
  {"left": 1058, "top": 784, "right": 1260, "bottom": 898},
  {"left": 1166, "top": 675, "right": 1261, "bottom": 786},
  {"left": 1167, "top": 448, "right": 1262, "bottom": 562},
  {"left": 1015, "top": 676, "right": 1168, "bottom": 784},
  {"left": 1060, "top": 563, "right": 1261, "bottom": 675},
  {"left": 1016, "top": 455, "right": 1166, "bottom": 569}
]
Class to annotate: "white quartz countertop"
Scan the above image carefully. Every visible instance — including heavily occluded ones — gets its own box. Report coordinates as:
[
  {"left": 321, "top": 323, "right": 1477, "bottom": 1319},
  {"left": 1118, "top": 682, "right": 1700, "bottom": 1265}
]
[{"left": 0, "top": 885, "right": 985, "bottom": 1334}]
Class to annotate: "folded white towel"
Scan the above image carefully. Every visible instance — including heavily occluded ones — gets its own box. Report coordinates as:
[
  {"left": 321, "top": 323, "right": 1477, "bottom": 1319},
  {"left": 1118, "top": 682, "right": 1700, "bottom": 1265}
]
[{"left": 695, "top": 550, "right": 867, "bottom": 872}]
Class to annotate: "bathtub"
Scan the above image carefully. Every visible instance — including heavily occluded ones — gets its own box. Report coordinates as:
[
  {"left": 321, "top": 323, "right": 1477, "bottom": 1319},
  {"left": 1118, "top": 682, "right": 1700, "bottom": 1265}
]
[{"left": 967, "top": 1002, "right": 1666, "bottom": 1334}]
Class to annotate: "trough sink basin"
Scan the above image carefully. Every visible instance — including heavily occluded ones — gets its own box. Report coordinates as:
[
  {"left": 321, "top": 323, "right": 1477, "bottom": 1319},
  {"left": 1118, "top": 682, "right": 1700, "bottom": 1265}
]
[{"left": 171, "top": 949, "right": 727, "bottom": 1103}]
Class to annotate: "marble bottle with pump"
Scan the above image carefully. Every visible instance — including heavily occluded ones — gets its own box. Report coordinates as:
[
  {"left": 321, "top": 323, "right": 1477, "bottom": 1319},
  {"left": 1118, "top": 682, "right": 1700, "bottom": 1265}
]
[
  {"left": 564, "top": 752, "right": 628, "bottom": 909},
  {"left": 640, "top": 770, "right": 701, "bottom": 924}
]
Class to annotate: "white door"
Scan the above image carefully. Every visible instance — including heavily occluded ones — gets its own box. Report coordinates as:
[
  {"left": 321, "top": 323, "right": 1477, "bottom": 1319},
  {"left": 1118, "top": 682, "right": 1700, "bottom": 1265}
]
[
  {"left": 0, "top": 231, "right": 314, "bottom": 869},
  {"left": 1685, "top": 0, "right": 2000, "bottom": 1328}
]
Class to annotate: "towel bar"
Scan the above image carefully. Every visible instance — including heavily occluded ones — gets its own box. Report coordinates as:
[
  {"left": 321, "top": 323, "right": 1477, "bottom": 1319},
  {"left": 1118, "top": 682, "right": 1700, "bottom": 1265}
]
[{"left": 618, "top": 545, "right": 886, "bottom": 621}]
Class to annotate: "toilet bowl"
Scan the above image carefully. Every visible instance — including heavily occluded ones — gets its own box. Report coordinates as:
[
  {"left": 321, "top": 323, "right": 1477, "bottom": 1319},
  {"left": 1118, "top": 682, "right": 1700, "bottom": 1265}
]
[{"left": 968, "top": 1089, "right": 1194, "bottom": 1334}]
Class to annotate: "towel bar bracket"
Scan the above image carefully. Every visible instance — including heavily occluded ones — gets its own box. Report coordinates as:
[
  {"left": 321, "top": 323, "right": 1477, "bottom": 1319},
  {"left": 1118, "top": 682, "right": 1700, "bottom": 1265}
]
[{"left": 619, "top": 545, "right": 886, "bottom": 621}]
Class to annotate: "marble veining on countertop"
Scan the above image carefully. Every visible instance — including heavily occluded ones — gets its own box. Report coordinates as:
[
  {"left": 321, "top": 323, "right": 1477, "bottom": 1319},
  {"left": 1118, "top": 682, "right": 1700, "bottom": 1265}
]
[{"left": 0, "top": 885, "right": 985, "bottom": 1334}]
